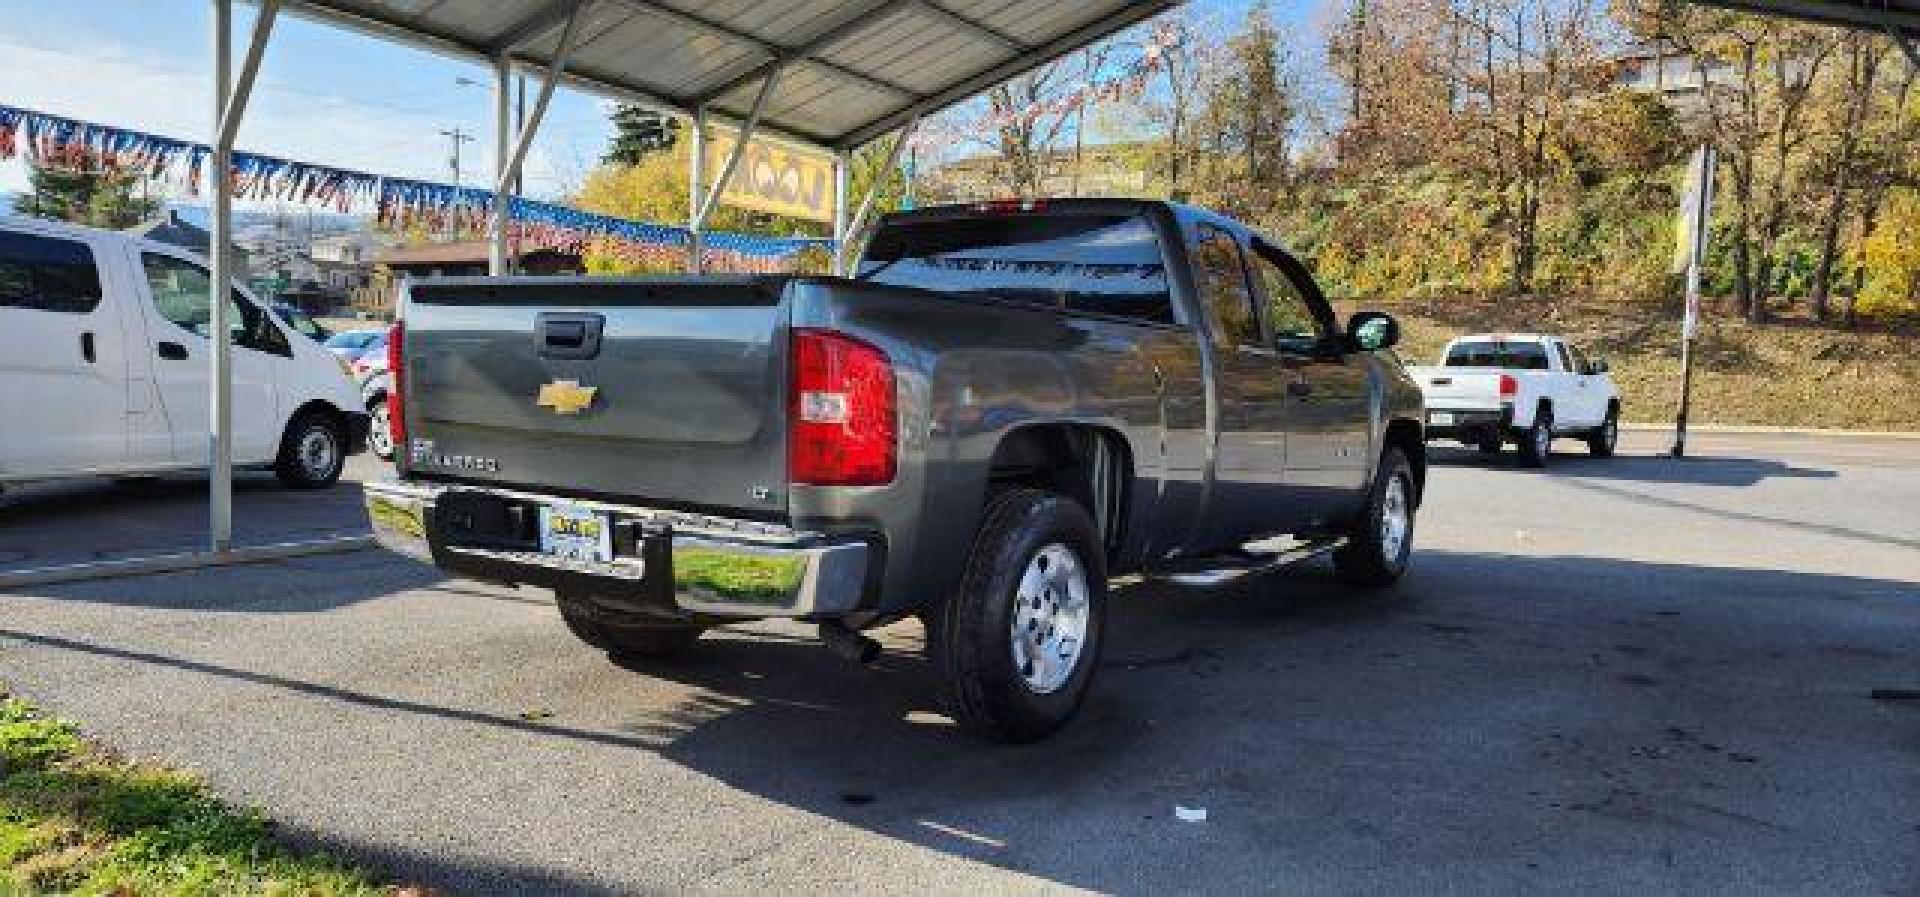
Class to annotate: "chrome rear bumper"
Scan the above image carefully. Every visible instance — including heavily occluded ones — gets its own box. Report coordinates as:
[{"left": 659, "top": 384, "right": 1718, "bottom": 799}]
[{"left": 363, "top": 479, "right": 871, "bottom": 618}]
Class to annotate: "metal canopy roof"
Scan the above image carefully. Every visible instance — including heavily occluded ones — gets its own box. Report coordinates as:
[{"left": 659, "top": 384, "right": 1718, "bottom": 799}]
[
  {"left": 280, "top": 0, "right": 1180, "bottom": 152},
  {"left": 1692, "top": 0, "right": 1919, "bottom": 45}
]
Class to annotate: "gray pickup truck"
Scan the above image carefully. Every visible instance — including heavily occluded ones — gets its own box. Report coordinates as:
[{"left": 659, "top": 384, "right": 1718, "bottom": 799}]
[{"left": 365, "top": 199, "right": 1426, "bottom": 742}]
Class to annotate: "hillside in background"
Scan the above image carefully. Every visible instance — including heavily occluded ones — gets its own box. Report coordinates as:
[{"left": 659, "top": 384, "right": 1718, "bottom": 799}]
[{"left": 1358, "top": 297, "right": 1920, "bottom": 431}]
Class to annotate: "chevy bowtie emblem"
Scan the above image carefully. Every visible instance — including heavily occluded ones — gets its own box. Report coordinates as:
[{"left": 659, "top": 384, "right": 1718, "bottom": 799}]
[{"left": 536, "top": 379, "right": 598, "bottom": 415}]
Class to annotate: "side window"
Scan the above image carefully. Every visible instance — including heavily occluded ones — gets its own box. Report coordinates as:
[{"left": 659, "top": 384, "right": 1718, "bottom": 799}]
[
  {"left": 1566, "top": 343, "right": 1591, "bottom": 374},
  {"left": 1248, "top": 246, "right": 1329, "bottom": 355},
  {"left": 1552, "top": 342, "right": 1574, "bottom": 372},
  {"left": 140, "top": 253, "right": 291, "bottom": 357},
  {"left": 0, "top": 230, "right": 104, "bottom": 314},
  {"left": 1192, "top": 225, "right": 1262, "bottom": 348}
]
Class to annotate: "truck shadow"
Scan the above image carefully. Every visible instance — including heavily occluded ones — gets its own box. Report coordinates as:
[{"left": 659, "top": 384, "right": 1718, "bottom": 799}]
[
  {"left": 600, "top": 551, "right": 1917, "bottom": 892},
  {"left": 1428, "top": 445, "right": 1835, "bottom": 487}
]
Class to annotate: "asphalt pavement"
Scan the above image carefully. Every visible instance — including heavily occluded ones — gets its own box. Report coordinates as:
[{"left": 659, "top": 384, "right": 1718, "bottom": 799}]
[{"left": 2, "top": 432, "right": 1916, "bottom": 895}]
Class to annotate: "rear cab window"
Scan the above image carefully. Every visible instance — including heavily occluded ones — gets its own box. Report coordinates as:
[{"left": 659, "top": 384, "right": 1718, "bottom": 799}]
[
  {"left": 1444, "top": 340, "right": 1551, "bottom": 370},
  {"left": 0, "top": 230, "right": 103, "bottom": 314},
  {"left": 857, "top": 212, "right": 1178, "bottom": 326}
]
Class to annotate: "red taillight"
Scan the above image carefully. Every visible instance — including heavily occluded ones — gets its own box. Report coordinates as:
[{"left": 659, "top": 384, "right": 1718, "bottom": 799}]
[
  {"left": 386, "top": 320, "right": 405, "bottom": 453},
  {"left": 789, "top": 328, "right": 895, "bottom": 486},
  {"left": 1498, "top": 373, "right": 1518, "bottom": 402}
]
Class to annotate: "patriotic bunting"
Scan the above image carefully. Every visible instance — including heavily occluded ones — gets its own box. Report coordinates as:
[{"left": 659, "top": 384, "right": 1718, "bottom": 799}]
[{"left": 0, "top": 104, "right": 828, "bottom": 272}]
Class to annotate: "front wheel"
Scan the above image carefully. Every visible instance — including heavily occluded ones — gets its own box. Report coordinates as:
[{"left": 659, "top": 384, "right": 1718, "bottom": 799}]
[
  {"left": 934, "top": 488, "right": 1107, "bottom": 744},
  {"left": 1334, "top": 447, "right": 1417, "bottom": 586},
  {"left": 1587, "top": 408, "right": 1619, "bottom": 457},
  {"left": 274, "top": 411, "right": 345, "bottom": 489}
]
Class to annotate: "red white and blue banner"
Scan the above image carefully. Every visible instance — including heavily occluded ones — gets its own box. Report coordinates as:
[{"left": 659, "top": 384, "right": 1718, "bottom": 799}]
[{"left": 0, "top": 104, "right": 828, "bottom": 273}]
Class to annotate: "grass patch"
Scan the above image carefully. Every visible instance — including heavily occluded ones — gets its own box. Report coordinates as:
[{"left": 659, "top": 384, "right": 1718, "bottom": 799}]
[
  {"left": 1349, "top": 297, "right": 1920, "bottom": 431},
  {"left": 0, "top": 690, "right": 396, "bottom": 896}
]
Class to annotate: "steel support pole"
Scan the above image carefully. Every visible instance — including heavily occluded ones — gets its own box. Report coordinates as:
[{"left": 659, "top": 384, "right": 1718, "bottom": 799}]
[
  {"left": 687, "top": 108, "right": 706, "bottom": 273},
  {"left": 833, "top": 149, "right": 851, "bottom": 249},
  {"left": 691, "top": 66, "right": 784, "bottom": 238},
  {"left": 490, "top": 54, "right": 512, "bottom": 275},
  {"left": 208, "top": 0, "right": 278, "bottom": 553},
  {"left": 1670, "top": 144, "right": 1715, "bottom": 459},
  {"left": 835, "top": 117, "right": 917, "bottom": 276}
]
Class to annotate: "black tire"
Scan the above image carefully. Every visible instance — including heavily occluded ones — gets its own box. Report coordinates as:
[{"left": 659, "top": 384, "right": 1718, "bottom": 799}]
[
  {"left": 1516, "top": 406, "right": 1553, "bottom": 468},
  {"left": 273, "top": 411, "right": 346, "bottom": 489},
  {"left": 1587, "top": 406, "right": 1619, "bottom": 457},
  {"left": 1475, "top": 431, "right": 1503, "bottom": 455},
  {"left": 1333, "top": 447, "right": 1417, "bottom": 587},
  {"left": 934, "top": 488, "right": 1107, "bottom": 744},
  {"left": 367, "top": 395, "right": 395, "bottom": 461},
  {"left": 555, "top": 592, "right": 704, "bottom": 658}
]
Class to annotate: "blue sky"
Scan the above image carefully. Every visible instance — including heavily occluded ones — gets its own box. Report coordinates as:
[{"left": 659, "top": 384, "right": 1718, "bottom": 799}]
[{"left": 0, "top": 0, "right": 1324, "bottom": 205}]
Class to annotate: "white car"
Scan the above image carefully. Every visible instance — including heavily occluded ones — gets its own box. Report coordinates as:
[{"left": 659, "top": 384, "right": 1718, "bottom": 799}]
[
  {"left": 0, "top": 216, "right": 368, "bottom": 489},
  {"left": 1407, "top": 333, "right": 1620, "bottom": 467}
]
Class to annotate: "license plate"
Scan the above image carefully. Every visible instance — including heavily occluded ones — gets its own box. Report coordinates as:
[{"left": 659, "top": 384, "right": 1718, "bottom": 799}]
[
  {"left": 1430, "top": 412, "right": 1456, "bottom": 426},
  {"left": 539, "top": 503, "right": 611, "bottom": 563}
]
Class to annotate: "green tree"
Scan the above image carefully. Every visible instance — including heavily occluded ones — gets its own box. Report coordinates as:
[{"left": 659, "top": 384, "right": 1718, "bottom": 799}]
[
  {"left": 603, "top": 106, "right": 681, "bottom": 166},
  {"left": 18, "top": 165, "right": 158, "bottom": 228}
]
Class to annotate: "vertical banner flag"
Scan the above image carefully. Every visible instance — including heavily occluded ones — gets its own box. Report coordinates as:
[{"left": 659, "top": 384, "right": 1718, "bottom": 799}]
[
  {"left": 1674, "top": 144, "right": 1717, "bottom": 340},
  {"left": 702, "top": 126, "right": 837, "bottom": 223}
]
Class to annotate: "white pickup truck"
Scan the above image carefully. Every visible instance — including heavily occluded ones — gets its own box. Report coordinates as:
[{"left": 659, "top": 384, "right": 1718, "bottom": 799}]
[{"left": 1407, "top": 333, "right": 1620, "bottom": 467}]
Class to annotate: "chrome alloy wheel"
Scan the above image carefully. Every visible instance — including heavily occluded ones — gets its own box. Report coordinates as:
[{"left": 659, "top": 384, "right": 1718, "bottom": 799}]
[
  {"left": 298, "top": 424, "right": 339, "bottom": 479},
  {"left": 1379, "top": 473, "right": 1411, "bottom": 565},
  {"left": 1010, "top": 542, "right": 1091, "bottom": 695},
  {"left": 369, "top": 404, "right": 393, "bottom": 458},
  {"left": 1533, "top": 420, "right": 1552, "bottom": 458}
]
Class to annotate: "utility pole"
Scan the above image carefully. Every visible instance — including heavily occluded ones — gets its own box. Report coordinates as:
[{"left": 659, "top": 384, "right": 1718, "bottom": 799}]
[
  {"left": 439, "top": 126, "right": 474, "bottom": 239},
  {"left": 1671, "top": 143, "right": 1716, "bottom": 459}
]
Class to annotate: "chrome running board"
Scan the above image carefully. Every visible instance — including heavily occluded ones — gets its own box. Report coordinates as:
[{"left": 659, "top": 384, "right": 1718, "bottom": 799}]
[{"left": 1149, "top": 537, "right": 1349, "bottom": 588}]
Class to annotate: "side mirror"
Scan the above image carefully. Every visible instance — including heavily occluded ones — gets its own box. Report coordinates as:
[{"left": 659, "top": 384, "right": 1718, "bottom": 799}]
[{"left": 1346, "top": 311, "right": 1400, "bottom": 352}]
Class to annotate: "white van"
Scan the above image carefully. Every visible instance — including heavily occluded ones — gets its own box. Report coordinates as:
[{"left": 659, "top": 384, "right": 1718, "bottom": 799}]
[{"left": 0, "top": 216, "right": 367, "bottom": 489}]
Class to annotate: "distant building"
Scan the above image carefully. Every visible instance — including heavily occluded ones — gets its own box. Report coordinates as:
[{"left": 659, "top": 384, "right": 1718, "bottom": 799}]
[
  {"left": 126, "top": 209, "right": 253, "bottom": 274},
  {"left": 375, "top": 240, "right": 584, "bottom": 279}
]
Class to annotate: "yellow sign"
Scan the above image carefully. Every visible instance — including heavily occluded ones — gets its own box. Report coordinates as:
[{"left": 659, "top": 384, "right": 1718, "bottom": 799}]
[
  {"left": 536, "top": 379, "right": 598, "bottom": 415},
  {"left": 703, "top": 127, "right": 837, "bottom": 223}
]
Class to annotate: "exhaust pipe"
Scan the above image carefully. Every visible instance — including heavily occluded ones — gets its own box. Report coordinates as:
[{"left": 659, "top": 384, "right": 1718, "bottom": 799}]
[{"left": 819, "top": 622, "right": 881, "bottom": 664}]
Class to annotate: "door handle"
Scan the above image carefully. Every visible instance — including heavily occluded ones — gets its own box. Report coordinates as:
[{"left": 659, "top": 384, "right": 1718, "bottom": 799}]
[
  {"left": 80, "top": 332, "right": 96, "bottom": 363},
  {"left": 157, "top": 341, "right": 189, "bottom": 361},
  {"left": 1287, "top": 379, "right": 1313, "bottom": 398}
]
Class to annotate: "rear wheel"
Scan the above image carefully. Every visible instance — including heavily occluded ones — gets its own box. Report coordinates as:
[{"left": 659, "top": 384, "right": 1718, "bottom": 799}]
[
  {"left": 934, "top": 488, "right": 1106, "bottom": 744},
  {"left": 1516, "top": 407, "right": 1553, "bottom": 469},
  {"left": 274, "top": 411, "right": 345, "bottom": 489},
  {"left": 1587, "top": 407, "right": 1619, "bottom": 457},
  {"left": 555, "top": 593, "right": 705, "bottom": 658},
  {"left": 1475, "top": 431, "right": 1503, "bottom": 455},
  {"left": 1334, "top": 447, "right": 1416, "bottom": 586}
]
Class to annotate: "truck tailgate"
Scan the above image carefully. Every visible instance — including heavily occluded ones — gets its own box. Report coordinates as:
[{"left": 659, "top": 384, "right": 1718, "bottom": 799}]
[
  {"left": 1407, "top": 366, "right": 1504, "bottom": 410},
  {"left": 402, "top": 277, "right": 792, "bottom": 517}
]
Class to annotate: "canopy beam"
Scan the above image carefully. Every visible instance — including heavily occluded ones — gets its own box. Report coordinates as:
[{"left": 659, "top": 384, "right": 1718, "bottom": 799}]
[
  {"left": 690, "top": 0, "right": 913, "bottom": 107},
  {"left": 688, "top": 65, "right": 783, "bottom": 272},
  {"left": 601, "top": 0, "right": 917, "bottom": 100}
]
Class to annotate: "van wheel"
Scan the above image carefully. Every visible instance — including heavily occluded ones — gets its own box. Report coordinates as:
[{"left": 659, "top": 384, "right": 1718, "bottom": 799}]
[
  {"left": 274, "top": 411, "right": 345, "bottom": 489},
  {"left": 1587, "top": 407, "right": 1619, "bottom": 457},
  {"left": 555, "top": 593, "right": 704, "bottom": 658},
  {"left": 934, "top": 488, "right": 1106, "bottom": 744},
  {"left": 1516, "top": 407, "right": 1553, "bottom": 469},
  {"left": 1334, "top": 447, "right": 1416, "bottom": 587},
  {"left": 1475, "top": 432, "right": 1503, "bottom": 455},
  {"left": 367, "top": 397, "right": 394, "bottom": 460}
]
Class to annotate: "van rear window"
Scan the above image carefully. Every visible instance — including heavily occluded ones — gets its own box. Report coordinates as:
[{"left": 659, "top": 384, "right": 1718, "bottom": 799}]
[
  {"left": 0, "top": 231, "right": 103, "bottom": 314},
  {"left": 858, "top": 214, "right": 1176, "bottom": 326}
]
